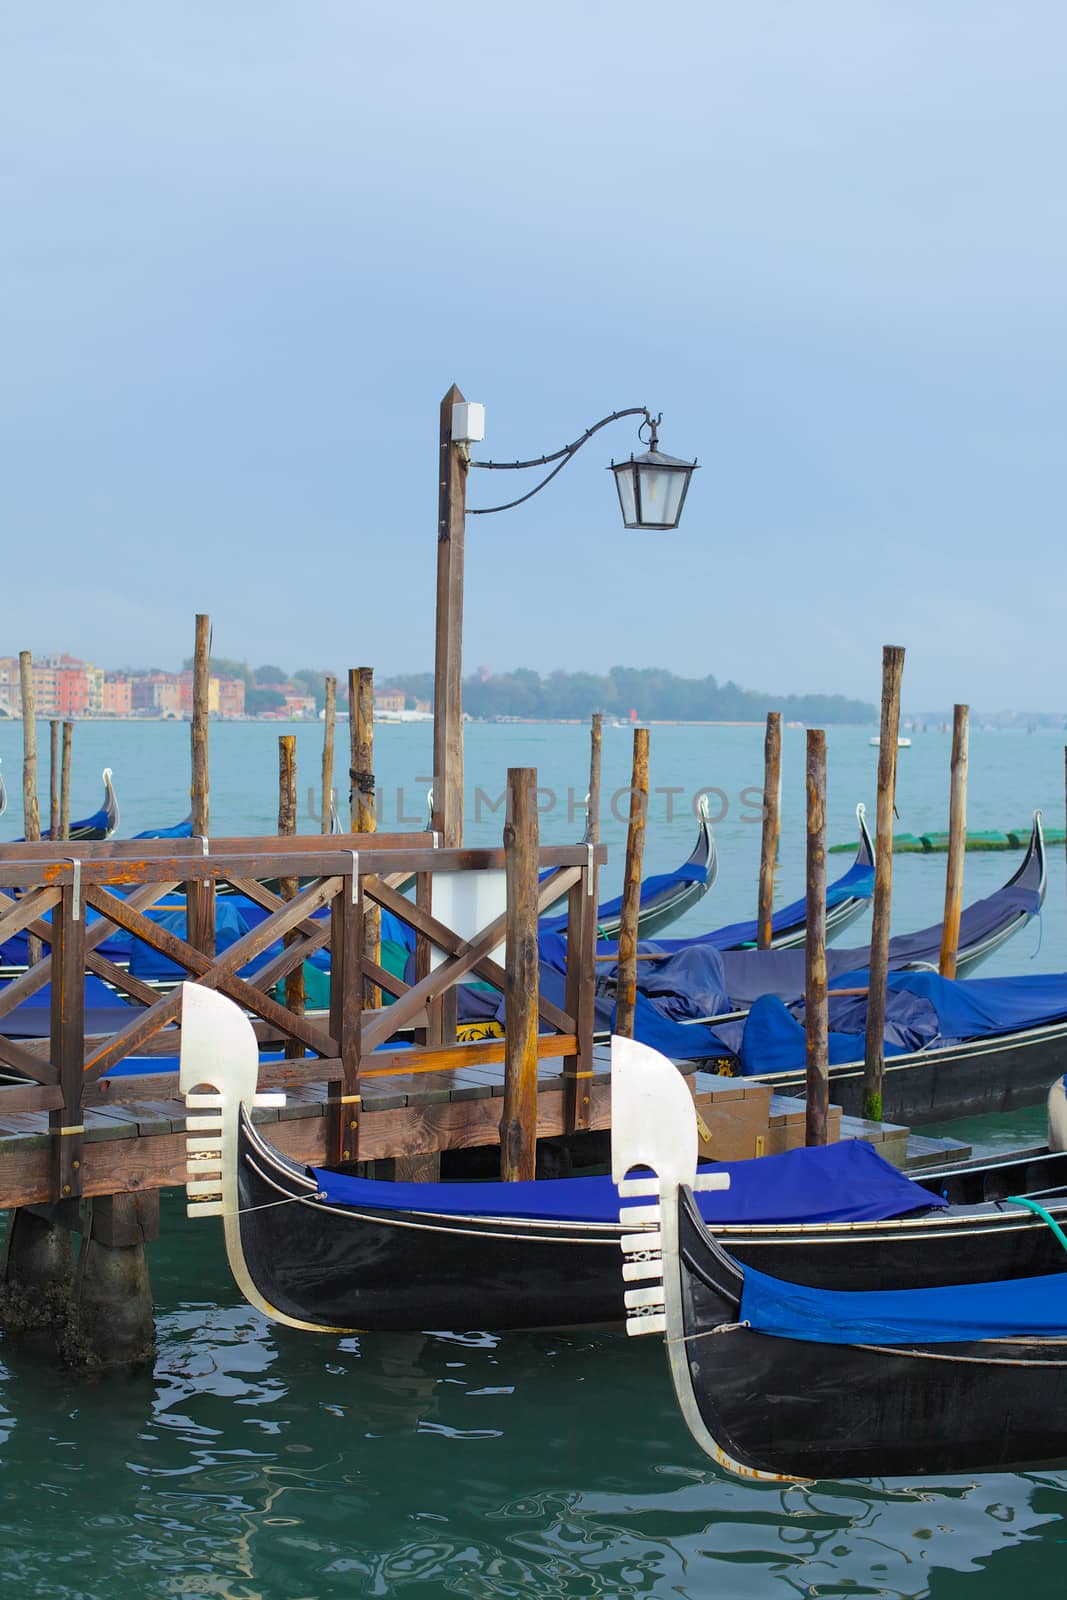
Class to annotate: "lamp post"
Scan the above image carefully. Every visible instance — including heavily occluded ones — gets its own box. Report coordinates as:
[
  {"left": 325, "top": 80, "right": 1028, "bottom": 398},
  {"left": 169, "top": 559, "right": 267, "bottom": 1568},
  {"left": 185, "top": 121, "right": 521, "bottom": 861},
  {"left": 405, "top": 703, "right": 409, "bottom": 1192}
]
[{"left": 432, "top": 388, "right": 697, "bottom": 845}]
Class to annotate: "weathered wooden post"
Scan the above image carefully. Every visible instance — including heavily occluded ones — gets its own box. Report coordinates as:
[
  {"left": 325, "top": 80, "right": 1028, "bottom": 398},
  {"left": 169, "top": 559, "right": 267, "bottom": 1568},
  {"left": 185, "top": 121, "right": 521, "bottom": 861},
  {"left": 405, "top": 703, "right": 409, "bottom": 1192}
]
[
  {"left": 805, "top": 729, "right": 829, "bottom": 1146},
  {"left": 278, "top": 735, "right": 305, "bottom": 1058},
  {"left": 757, "top": 710, "right": 782, "bottom": 949},
  {"left": 188, "top": 614, "right": 215, "bottom": 955},
  {"left": 60, "top": 721, "right": 72, "bottom": 841},
  {"left": 320, "top": 673, "right": 337, "bottom": 833},
  {"left": 939, "top": 704, "right": 970, "bottom": 980},
  {"left": 433, "top": 383, "right": 469, "bottom": 849},
  {"left": 862, "top": 645, "right": 906, "bottom": 1122},
  {"left": 563, "top": 713, "right": 603, "bottom": 1133},
  {"left": 355, "top": 667, "right": 381, "bottom": 1009},
  {"left": 501, "top": 767, "right": 540, "bottom": 1181},
  {"left": 19, "top": 652, "right": 40, "bottom": 843},
  {"left": 49, "top": 720, "right": 59, "bottom": 840},
  {"left": 19, "top": 653, "right": 42, "bottom": 965},
  {"left": 588, "top": 712, "right": 603, "bottom": 848},
  {"left": 615, "top": 727, "right": 650, "bottom": 1039}
]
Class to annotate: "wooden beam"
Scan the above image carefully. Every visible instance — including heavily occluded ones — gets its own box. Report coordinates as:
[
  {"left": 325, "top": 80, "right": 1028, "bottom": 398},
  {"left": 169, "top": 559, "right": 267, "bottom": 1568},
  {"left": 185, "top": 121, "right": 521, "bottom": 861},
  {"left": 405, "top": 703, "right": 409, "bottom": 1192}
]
[
  {"left": 49, "top": 883, "right": 86, "bottom": 1198},
  {"left": 328, "top": 871, "right": 363, "bottom": 1163},
  {"left": 19, "top": 651, "right": 39, "bottom": 845},
  {"left": 939, "top": 704, "right": 969, "bottom": 979},
  {"left": 757, "top": 710, "right": 782, "bottom": 949},
  {"left": 60, "top": 721, "right": 72, "bottom": 841},
  {"left": 188, "top": 612, "right": 215, "bottom": 956},
  {"left": 356, "top": 666, "right": 381, "bottom": 1009},
  {"left": 614, "top": 727, "right": 650, "bottom": 1039},
  {"left": 320, "top": 673, "right": 337, "bottom": 834},
  {"left": 804, "top": 729, "right": 829, "bottom": 1147},
  {"left": 432, "top": 383, "right": 468, "bottom": 849},
  {"left": 862, "top": 644, "right": 906, "bottom": 1122},
  {"left": 278, "top": 735, "right": 305, "bottom": 1058},
  {"left": 587, "top": 712, "right": 603, "bottom": 848},
  {"left": 49, "top": 720, "right": 59, "bottom": 840},
  {"left": 501, "top": 768, "right": 539, "bottom": 1181},
  {"left": 0, "top": 880, "right": 181, "bottom": 1020}
]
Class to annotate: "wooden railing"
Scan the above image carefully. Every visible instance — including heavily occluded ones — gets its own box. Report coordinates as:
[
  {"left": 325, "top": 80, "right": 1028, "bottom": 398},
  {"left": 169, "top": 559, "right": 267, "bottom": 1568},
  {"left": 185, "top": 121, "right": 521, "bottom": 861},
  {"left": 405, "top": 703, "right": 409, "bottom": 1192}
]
[{"left": 0, "top": 826, "right": 605, "bottom": 1199}]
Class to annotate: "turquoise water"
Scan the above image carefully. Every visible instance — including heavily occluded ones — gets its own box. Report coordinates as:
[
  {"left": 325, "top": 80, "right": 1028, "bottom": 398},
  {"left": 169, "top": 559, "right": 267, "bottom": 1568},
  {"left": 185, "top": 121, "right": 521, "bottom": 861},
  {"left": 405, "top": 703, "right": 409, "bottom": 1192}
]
[{"left": 1, "top": 719, "right": 1066, "bottom": 1597}]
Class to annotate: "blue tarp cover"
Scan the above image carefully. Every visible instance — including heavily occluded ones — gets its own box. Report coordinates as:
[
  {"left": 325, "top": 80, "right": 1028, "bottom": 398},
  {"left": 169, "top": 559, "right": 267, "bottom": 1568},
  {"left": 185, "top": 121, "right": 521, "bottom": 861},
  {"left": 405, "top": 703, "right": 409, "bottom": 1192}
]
[
  {"left": 540, "top": 861, "right": 706, "bottom": 935},
  {"left": 739, "top": 1259, "right": 1067, "bottom": 1345},
  {"left": 312, "top": 1138, "right": 943, "bottom": 1224},
  {"left": 731, "top": 971, "right": 1067, "bottom": 1076},
  {"left": 133, "top": 818, "right": 193, "bottom": 840}
]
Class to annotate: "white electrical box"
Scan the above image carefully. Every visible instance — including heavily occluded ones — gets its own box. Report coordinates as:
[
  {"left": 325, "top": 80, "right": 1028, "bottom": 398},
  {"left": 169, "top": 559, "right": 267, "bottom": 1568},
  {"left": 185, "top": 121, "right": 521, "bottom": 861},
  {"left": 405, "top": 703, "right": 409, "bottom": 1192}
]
[
  {"left": 451, "top": 401, "right": 486, "bottom": 443},
  {"left": 429, "top": 869, "right": 507, "bottom": 978}
]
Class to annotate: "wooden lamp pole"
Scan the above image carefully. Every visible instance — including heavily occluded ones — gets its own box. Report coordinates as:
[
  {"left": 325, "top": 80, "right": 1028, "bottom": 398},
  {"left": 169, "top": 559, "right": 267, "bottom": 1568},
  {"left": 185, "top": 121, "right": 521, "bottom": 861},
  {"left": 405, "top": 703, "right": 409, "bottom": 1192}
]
[{"left": 433, "top": 384, "right": 469, "bottom": 848}]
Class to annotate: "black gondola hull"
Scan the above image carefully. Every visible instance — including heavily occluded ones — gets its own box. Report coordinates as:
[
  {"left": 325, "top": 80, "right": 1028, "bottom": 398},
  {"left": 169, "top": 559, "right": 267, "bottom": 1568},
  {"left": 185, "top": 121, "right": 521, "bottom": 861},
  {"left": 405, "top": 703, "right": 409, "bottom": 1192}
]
[
  {"left": 738, "top": 1020, "right": 1067, "bottom": 1125},
  {"left": 233, "top": 1115, "right": 1067, "bottom": 1331},
  {"left": 675, "top": 1190, "right": 1067, "bottom": 1479}
]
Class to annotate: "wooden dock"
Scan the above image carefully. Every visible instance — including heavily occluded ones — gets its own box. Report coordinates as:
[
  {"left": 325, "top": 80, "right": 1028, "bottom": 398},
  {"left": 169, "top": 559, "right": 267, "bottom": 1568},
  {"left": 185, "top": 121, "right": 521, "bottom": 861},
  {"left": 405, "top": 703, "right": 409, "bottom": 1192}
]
[{"left": 0, "top": 819, "right": 971, "bottom": 1365}]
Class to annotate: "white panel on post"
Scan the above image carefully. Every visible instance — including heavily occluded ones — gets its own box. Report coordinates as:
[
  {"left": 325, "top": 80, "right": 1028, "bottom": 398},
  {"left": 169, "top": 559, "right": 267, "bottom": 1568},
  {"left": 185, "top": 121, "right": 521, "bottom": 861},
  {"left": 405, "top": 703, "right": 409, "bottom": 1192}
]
[
  {"left": 429, "top": 869, "right": 507, "bottom": 977},
  {"left": 451, "top": 402, "right": 486, "bottom": 443}
]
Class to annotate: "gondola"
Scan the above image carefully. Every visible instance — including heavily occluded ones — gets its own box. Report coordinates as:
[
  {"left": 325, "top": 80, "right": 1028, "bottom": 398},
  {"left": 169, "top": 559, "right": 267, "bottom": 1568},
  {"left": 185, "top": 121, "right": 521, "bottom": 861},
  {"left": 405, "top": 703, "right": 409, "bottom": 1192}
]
[
  {"left": 712, "top": 810, "right": 1046, "bottom": 1001},
  {"left": 613, "top": 1034, "right": 1067, "bottom": 1480},
  {"left": 133, "top": 814, "right": 192, "bottom": 840},
  {"left": 706, "top": 967, "right": 1067, "bottom": 1124},
  {"left": 542, "top": 796, "right": 718, "bottom": 941},
  {"left": 570, "top": 801, "right": 873, "bottom": 951},
  {"left": 7, "top": 767, "right": 119, "bottom": 845},
  {"left": 708, "top": 803, "right": 875, "bottom": 951},
  {"left": 65, "top": 766, "right": 119, "bottom": 841},
  {"left": 588, "top": 811, "right": 1046, "bottom": 1026},
  {"left": 175, "top": 984, "right": 1067, "bottom": 1335}
]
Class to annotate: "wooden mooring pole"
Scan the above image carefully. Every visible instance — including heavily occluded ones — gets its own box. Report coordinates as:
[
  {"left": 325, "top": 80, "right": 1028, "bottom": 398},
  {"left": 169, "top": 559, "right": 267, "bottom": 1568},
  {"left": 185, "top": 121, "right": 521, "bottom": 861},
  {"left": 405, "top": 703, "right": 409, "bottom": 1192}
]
[
  {"left": 757, "top": 710, "right": 782, "bottom": 949},
  {"left": 19, "top": 652, "right": 40, "bottom": 844},
  {"left": 805, "top": 729, "right": 829, "bottom": 1146},
  {"left": 278, "top": 735, "right": 305, "bottom": 1057},
  {"left": 501, "top": 767, "right": 540, "bottom": 1181},
  {"left": 356, "top": 668, "right": 381, "bottom": 1008},
  {"left": 49, "top": 720, "right": 59, "bottom": 840},
  {"left": 939, "top": 704, "right": 969, "bottom": 980},
  {"left": 189, "top": 614, "right": 215, "bottom": 955},
  {"left": 588, "top": 712, "right": 603, "bottom": 847},
  {"left": 615, "top": 727, "right": 650, "bottom": 1039},
  {"left": 862, "top": 645, "right": 905, "bottom": 1122},
  {"left": 586, "top": 710, "right": 603, "bottom": 931},
  {"left": 60, "top": 722, "right": 73, "bottom": 842},
  {"left": 19, "top": 653, "right": 41, "bottom": 965},
  {"left": 320, "top": 673, "right": 337, "bottom": 833}
]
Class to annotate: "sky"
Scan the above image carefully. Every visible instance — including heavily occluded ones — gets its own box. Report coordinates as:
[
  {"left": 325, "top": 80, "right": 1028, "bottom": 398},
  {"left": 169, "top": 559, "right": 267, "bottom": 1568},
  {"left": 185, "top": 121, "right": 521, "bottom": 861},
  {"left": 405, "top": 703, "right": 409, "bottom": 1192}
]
[{"left": 2, "top": 2, "right": 1064, "bottom": 709}]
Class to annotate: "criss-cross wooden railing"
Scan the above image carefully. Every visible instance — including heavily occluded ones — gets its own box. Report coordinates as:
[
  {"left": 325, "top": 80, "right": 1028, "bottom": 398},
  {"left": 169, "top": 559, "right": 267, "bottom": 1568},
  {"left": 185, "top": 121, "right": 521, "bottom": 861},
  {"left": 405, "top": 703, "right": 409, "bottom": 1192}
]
[{"left": 0, "top": 828, "right": 605, "bottom": 1199}]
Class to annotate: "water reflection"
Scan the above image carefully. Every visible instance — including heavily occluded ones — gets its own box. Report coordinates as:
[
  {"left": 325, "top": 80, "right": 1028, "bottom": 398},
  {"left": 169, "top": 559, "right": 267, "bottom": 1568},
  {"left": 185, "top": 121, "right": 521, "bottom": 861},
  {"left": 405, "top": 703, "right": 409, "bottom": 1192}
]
[{"left": 0, "top": 1199, "right": 1063, "bottom": 1598}]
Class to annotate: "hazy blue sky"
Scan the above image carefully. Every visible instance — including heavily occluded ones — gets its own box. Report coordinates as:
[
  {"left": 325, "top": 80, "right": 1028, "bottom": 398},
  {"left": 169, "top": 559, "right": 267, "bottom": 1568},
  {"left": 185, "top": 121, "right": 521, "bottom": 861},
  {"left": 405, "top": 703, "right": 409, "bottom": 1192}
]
[{"left": 3, "top": 3, "right": 1063, "bottom": 707}]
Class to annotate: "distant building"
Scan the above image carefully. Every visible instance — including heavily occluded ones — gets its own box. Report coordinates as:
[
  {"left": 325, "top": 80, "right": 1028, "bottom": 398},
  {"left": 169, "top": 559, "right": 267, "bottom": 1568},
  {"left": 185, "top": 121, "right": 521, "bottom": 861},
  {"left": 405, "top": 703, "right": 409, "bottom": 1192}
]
[
  {"left": 217, "top": 677, "right": 245, "bottom": 717},
  {"left": 0, "top": 657, "right": 18, "bottom": 717},
  {"left": 102, "top": 675, "right": 132, "bottom": 716},
  {"left": 283, "top": 691, "right": 316, "bottom": 718},
  {"left": 374, "top": 688, "right": 405, "bottom": 714}
]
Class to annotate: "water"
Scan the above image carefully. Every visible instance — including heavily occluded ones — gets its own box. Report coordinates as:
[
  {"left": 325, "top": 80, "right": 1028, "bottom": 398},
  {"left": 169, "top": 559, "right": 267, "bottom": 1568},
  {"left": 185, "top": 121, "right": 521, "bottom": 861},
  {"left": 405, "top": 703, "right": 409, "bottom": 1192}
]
[{"left": 1, "top": 718, "right": 1065, "bottom": 1598}]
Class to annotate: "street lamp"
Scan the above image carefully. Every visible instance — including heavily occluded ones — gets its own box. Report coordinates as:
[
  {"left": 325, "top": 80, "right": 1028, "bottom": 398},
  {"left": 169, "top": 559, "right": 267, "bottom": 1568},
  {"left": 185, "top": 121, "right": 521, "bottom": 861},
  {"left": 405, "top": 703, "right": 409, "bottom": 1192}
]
[
  {"left": 610, "top": 415, "right": 696, "bottom": 532},
  {"left": 433, "top": 387, "right": 697, "bottom": 847}
]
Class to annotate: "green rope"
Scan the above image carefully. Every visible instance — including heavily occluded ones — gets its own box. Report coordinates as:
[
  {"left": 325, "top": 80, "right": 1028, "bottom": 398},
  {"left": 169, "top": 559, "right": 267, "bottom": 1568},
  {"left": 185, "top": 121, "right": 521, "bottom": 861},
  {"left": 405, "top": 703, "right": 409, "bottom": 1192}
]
[{"left": 1006, "top": 1195, "right": 1067, "bottom": 1257}]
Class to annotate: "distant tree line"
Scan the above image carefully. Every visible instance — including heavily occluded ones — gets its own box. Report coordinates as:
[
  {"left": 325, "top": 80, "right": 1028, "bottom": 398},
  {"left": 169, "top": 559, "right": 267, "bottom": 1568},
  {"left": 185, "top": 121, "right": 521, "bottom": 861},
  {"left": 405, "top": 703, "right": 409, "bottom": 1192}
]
[
  {"left": 382, "top": 667, "right": 874, "bottom": 724},
  {"left": 165, "top": 659, "right": 872, "bottom": 723}
]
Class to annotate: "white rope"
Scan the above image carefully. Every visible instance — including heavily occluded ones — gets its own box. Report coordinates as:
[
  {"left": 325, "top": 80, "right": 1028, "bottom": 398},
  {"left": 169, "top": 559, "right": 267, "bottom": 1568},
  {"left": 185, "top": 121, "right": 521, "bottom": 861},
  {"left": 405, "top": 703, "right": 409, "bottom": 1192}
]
[{"left": 231, "top": 1196, "right": 331, "bottom": 1216}]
